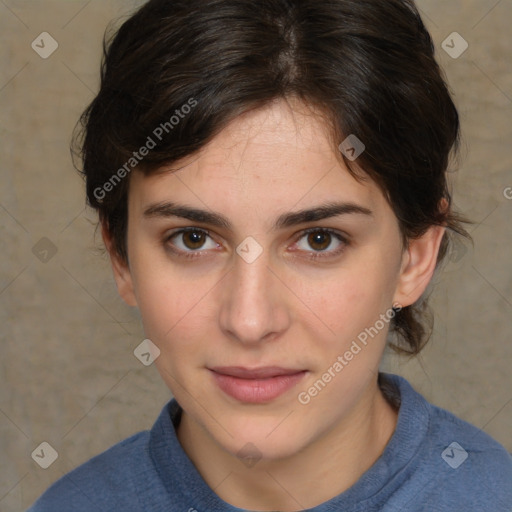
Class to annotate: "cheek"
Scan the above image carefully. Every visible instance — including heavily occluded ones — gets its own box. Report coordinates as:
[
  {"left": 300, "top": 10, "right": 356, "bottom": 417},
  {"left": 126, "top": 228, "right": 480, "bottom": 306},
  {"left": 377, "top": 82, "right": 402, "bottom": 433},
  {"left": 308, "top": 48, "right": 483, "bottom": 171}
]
[
  {"left": 130, "top": 251, "right": 220, "bottom": 368},
  {"left": 135, "top": 272, "right": 213, "bottom": 395},
  {"left": 297, "top": 264, "right": 394, "bottom": 344}
]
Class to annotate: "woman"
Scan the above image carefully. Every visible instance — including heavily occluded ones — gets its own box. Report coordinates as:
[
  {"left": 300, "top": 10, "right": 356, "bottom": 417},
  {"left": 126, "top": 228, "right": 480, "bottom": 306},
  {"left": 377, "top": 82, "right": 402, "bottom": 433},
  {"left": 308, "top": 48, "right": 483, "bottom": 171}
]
[{"left": 28, "top": 0, "right": 512, "bottom": 510}]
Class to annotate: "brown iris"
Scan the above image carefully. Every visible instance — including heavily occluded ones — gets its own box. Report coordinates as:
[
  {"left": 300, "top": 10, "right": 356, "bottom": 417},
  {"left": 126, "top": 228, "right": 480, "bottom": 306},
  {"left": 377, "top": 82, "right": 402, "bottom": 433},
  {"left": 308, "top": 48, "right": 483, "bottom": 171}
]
[
  {"left": 307, "top": 231, "right": 331, "bottom": 251},
  {"left": 182, "top": 230, "right": 207, "bottom": 250}
]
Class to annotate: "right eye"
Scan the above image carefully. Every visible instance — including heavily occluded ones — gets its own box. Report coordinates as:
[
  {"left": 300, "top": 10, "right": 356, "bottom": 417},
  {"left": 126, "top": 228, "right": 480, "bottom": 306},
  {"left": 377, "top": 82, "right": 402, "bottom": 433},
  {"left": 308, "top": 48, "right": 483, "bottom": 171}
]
[{"left": 164, "top": 228, "right": 221, "bottom": 258}]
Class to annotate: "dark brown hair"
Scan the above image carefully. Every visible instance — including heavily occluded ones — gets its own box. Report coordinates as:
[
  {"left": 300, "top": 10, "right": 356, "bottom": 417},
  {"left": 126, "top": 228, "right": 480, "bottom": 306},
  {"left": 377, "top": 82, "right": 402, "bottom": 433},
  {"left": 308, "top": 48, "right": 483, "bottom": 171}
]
[{"left": 74, "top": 0, "right": 471, "bottom": 355}]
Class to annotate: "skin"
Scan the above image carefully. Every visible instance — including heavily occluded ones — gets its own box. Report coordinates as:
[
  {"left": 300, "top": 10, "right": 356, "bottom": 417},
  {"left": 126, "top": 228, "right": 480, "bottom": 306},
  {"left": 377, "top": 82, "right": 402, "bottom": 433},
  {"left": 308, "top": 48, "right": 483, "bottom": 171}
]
[{"left": 105, "top": 97, "right": 445, "bottom": 511}]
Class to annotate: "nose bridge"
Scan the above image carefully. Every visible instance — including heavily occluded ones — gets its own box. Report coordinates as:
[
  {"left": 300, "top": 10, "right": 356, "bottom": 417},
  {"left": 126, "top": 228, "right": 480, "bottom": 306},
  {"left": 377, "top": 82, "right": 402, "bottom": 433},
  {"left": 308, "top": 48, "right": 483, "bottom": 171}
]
[{"left": 219, "top": 247, "right": 288, "bottom": 344}]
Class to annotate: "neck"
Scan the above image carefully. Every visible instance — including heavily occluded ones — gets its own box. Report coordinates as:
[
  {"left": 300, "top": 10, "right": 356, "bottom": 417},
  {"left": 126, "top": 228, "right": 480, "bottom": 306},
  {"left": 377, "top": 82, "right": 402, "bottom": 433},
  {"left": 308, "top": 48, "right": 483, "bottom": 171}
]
[{"left": 177, "top": 376, "right": 398, "bottom": 511}]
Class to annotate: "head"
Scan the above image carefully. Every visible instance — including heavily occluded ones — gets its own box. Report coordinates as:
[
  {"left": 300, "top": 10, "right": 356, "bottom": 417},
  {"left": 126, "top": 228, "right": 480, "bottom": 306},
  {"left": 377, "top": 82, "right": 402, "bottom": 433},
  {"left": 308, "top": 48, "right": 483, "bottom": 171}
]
[{"left": 76, "top": 0, "right": 470, "bottom": 460}]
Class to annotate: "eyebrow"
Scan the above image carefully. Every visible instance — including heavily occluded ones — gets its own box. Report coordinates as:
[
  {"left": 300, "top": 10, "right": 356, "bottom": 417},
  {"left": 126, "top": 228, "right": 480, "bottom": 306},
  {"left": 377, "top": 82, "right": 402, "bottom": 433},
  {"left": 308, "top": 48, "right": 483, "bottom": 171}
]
[{"left": 143, "top": 201, "right": 373, "bottom": 231}]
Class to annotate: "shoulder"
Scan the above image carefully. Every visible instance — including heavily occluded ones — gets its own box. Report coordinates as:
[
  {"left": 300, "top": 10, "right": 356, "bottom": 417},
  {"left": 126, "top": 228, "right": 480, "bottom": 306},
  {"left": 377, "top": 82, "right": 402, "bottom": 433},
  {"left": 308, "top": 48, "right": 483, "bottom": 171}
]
[
  {"left": 381, "top": 374, "right": 512, "bottom": 511},
  {"left": 408, "top": 379, "right": 512, "bottom": 510},
  {"left": 27, "top": 430, "right": 151, "bottom": 512},
  {"left": 429, "top": 402, "right": 512, "bottom": 482}
]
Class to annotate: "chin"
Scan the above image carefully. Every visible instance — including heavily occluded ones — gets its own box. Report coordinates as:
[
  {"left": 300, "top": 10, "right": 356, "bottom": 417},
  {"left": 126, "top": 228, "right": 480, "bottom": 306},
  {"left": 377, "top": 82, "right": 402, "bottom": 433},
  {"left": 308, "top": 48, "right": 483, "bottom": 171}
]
[
  {"left": 228, "top": 436, "right": 306, "bottom": 465},
  {"left": 216, "top": 414, "right": 311, "bottom": 462}
]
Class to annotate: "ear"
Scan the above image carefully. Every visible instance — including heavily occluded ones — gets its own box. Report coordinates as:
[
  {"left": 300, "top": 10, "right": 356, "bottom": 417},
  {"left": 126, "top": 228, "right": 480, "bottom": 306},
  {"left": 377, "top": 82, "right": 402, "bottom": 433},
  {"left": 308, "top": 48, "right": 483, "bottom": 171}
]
[
  {"left": 393, "top": 223, "right": 446, "bottom": 308},
  {"left": 101, "top": 221, "right": 138, "bottom": 307}
]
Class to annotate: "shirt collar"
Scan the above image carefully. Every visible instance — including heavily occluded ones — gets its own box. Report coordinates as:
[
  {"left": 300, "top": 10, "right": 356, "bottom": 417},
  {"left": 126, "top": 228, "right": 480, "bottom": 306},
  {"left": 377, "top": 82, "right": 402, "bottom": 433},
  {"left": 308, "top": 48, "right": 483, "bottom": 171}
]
[{"left": 148, "top": 373, "right": 430, "bottom": 511}]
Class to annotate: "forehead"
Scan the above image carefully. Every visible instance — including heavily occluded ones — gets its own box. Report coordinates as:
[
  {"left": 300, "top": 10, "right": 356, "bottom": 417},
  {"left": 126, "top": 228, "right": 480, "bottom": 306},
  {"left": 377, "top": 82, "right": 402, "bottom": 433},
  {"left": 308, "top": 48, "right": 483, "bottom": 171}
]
[{"left": 130, "top": 98, "right": 386, "bottom": 217}]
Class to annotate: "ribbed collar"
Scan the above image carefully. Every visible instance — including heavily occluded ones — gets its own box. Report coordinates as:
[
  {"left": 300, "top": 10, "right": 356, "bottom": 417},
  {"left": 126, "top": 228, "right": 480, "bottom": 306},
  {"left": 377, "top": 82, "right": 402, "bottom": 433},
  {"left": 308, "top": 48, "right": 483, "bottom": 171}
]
[{"left": 148, "top": 373, "right": 431, "bottom": 511}]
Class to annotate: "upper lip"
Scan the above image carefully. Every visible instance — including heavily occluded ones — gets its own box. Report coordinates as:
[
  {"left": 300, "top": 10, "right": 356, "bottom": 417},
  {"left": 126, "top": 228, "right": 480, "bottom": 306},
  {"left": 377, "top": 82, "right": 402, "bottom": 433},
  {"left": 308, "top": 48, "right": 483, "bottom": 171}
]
[{"left": 209, "top": 366, "right": 306, "bottom": 379}]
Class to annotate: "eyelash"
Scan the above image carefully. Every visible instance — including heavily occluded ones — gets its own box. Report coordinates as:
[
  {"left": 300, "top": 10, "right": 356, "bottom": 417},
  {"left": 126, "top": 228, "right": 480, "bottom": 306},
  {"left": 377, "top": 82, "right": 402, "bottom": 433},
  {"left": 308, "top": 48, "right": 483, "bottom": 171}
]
[{"left": 163, "top": 227, "right": 349, "bottom": 261}]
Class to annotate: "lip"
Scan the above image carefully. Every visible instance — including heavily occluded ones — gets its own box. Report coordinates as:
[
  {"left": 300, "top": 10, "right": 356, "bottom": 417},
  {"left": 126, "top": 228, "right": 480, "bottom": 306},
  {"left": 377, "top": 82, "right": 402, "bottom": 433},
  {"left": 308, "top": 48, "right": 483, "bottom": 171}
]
[{"left": 209, "top": 366, "right": 307, "bottom": 403}]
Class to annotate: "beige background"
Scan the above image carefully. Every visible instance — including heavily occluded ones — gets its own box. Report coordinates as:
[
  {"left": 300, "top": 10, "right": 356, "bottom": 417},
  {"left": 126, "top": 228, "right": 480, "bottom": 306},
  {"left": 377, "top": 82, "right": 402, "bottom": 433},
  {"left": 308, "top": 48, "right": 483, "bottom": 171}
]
[{"left": 1, "top": 1, "right": 511, "bottom": 510}]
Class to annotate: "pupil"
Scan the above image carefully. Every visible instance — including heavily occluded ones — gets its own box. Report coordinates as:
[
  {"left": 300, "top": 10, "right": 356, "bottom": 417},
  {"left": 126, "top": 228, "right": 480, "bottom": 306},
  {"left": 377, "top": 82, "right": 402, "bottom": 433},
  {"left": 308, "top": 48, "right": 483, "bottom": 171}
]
[{"left": 309, "top": 232, "right": 330, "bottom": 251}]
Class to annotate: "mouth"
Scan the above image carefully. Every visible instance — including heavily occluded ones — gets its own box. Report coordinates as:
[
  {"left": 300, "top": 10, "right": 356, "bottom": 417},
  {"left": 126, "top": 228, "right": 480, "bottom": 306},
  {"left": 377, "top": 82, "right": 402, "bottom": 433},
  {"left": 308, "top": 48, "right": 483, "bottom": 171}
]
[{"left": 209, "top": 366, "right": 307, "bottom": 404}]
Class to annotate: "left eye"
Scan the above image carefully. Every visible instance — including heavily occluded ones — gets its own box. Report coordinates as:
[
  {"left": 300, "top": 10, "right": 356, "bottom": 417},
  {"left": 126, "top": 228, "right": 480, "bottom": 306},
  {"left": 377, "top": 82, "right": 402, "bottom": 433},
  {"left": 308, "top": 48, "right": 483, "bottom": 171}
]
[{"left": 295, "top": 229, "right": 346, "bottom": 254}]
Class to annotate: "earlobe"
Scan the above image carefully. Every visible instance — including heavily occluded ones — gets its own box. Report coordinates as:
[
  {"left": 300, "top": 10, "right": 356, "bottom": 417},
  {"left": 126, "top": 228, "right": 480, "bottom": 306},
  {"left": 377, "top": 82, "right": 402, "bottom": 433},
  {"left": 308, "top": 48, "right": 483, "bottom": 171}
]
[
  {"left": 101, "top": 222, "right": 138, "bottom": 307},
  {"left": 393, "top": 224, "right": 446, "bottom": 308}
]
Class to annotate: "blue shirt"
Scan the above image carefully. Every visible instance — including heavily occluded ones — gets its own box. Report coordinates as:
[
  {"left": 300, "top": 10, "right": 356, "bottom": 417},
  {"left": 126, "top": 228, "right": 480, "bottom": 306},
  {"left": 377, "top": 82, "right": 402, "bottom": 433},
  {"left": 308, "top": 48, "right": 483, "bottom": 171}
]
[{"left": 27, "top": 373, "right": 512, "bottom": 511}]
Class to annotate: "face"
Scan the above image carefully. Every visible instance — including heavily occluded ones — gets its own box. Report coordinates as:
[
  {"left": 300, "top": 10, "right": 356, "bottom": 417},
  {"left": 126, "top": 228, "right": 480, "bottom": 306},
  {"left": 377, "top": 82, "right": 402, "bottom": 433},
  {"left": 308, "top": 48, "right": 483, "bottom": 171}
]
[{"left": 110, "top": 97, "right": 441, "bottom": 461}]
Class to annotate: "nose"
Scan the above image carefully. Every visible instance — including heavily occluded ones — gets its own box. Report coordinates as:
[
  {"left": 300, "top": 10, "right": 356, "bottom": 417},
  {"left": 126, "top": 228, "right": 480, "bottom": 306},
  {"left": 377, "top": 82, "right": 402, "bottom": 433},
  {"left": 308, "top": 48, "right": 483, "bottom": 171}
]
[{"left": 218, "top": 247, "right": 291, "bottom": 346}]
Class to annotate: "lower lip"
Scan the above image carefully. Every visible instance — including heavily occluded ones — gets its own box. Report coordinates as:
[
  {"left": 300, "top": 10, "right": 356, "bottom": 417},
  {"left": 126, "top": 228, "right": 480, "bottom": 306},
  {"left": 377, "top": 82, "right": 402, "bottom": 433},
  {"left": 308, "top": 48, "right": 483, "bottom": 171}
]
[{"left": 211, "top": 370, "right": 307, "bottom": 404}]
